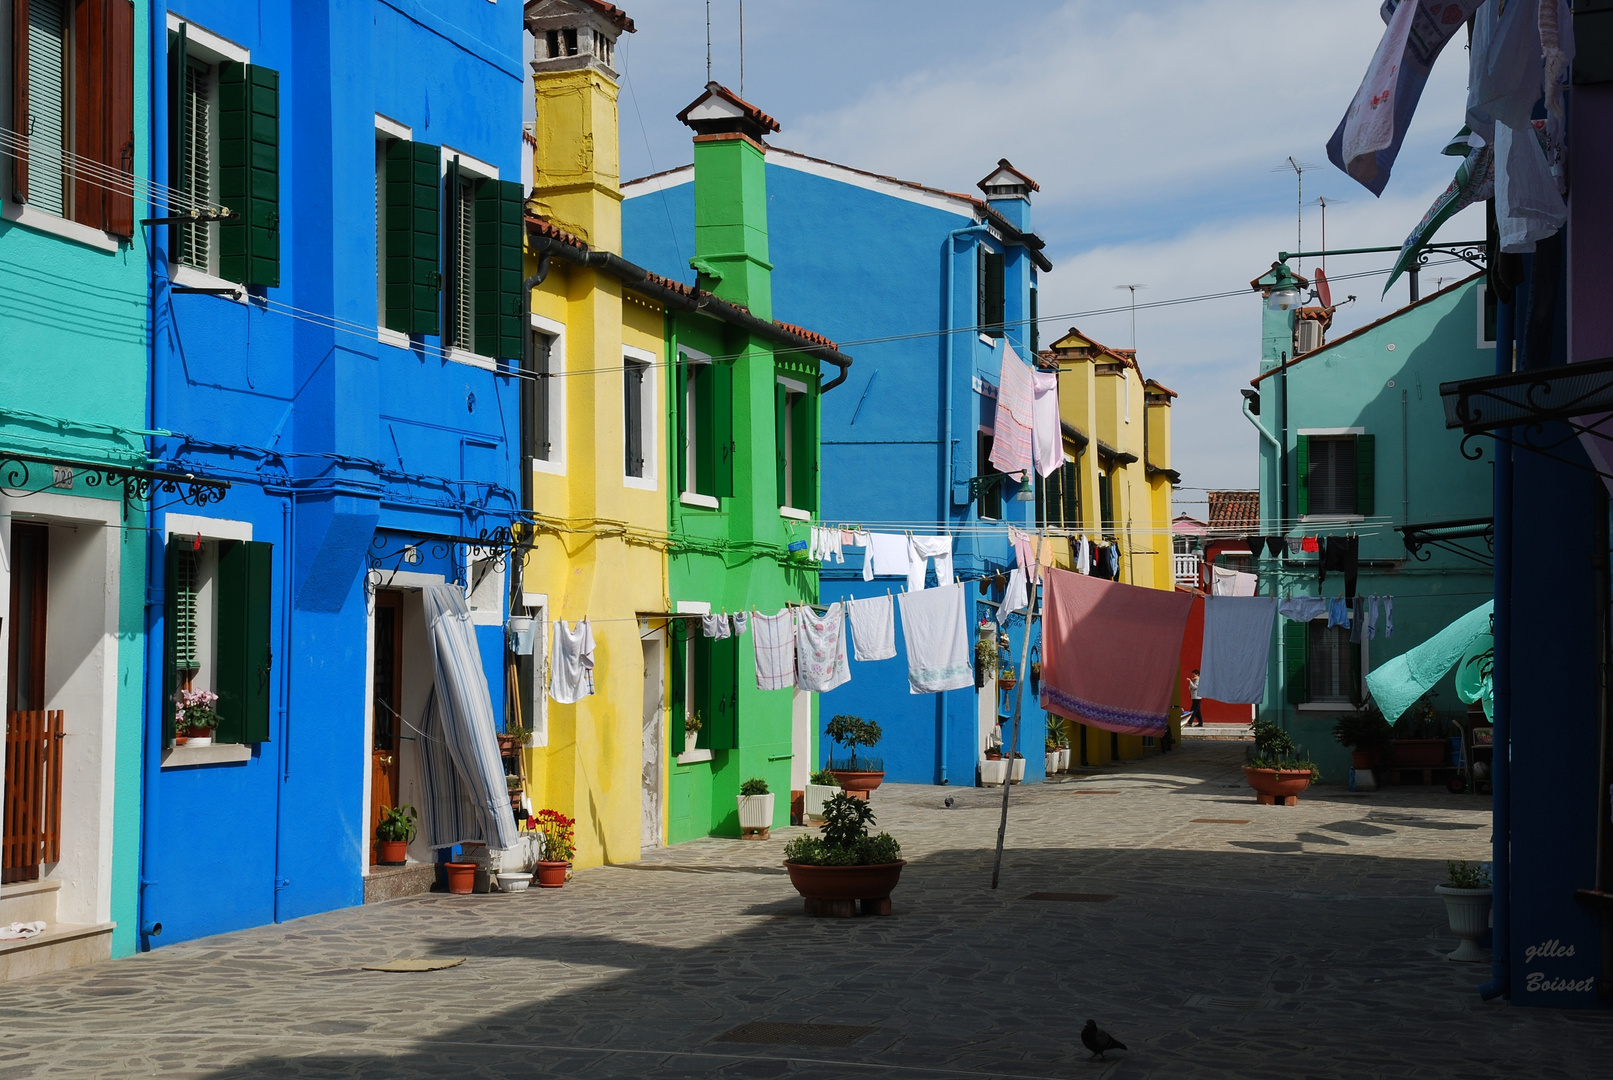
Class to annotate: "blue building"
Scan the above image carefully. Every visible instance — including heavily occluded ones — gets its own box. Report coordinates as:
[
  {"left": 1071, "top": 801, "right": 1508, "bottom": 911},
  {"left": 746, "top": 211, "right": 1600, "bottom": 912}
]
[
  {"left": 141, "top": 0, "right": 526, "bottom": 946},
  {"left": 625, "top": 143, "right": 1055, "bottom": 786}
]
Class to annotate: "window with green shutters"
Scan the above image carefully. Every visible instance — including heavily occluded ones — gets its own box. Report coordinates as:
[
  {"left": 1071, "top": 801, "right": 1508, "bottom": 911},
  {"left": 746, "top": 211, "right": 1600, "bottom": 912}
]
[
  {"left": 977, "top": 247, "right": 1005, "bottom": 337},
  {"left": 775, "top": 378, "right": 817, "bottom": 513},
  {"left": 676, "top": 352, "right": 735, "bottom": 501},
  {"left": 163, "top": 535, "right": 273, "bottom": 747},
  {"left": 1306, "top": 620, "right": 1358, "bottom": 705},
  {"left": 1060, "top": 459, "right": 1080, "bottom": 528},
  {"left": 217, "top": 61, "right": 279, "bottom": 286},
  {"left": 1283, "top": 620, "right": 1309, "bottom": 705},
  {"left": 669, "top": 626, "right": 739, "bottom": 755},
  {"left": 474, "top": 178, "right": 524, "bottom": 361},
  {"left": 1098, "top": 468, "right": 1115, "bottom": 531},
  {"left": 384, "top": 139, "right": 441, "bottom": 337},
  {"left": 1295, "top": 433, "right": 1375, "bottom": 517},
  {"left": 1035, "top": 457, "right": 1080, "bottom": 529}
]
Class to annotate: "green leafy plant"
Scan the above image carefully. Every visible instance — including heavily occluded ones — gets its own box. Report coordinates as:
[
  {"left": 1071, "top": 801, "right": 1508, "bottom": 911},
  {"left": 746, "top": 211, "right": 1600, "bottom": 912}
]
[
  {"left": 1394, "top": 695, "right": 1452, "bottom": 740},
  {"left": 974, "top": 634, "right": 998, "bottom": 677},
  {"left": 1333, "top": 707, "right": 1392, "bottom": 753},
  {"left": 1046, "top": 717, "right": 1069, "bottom": 751},
  {"left": 376, "top": 804, "right": 418, "bottom": 844},
  {"left": 685, "top": 710, "right": 703, "bottom": 734},
  {"left": 825, "top": 714, "right": 883, "bottom": 771},
  {"left": 506, "top": 774, "right": 523, "bottom": 791},
  {"left": 1249, "top": 717, "right": 1320, "bottom": 782},
  {"left": 783, "top": 792, "right": 901, "bottom": 867},
  {"left": 1447, "top": 860, "right": 1492, "bottom": 889},
  {"left": 533, "top": 809, "right": 576, "bottom": 863},
  {"left": 502, "top": 724, "right": 533, "bottom": 744},
  {"left": 739, "top": 776, "right": 770, "bottom": 797},
  {"left": 809, "top": 768, "right": 838, "bottom": 786}
]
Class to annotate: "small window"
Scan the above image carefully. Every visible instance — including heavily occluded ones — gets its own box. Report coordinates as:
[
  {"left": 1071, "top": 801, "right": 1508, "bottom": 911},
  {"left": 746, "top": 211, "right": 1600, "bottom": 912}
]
[
  {"left": 624, "top": 355, "right": 650, "bottom": 480},
  {"left": 977, "top": 431, "right": 1001, "bottom": 520},
  {"left": 978, "top": 248, "right": 1005, "bottom": 338},
  {"left": 592, "top": 29, "right": 613, "bottom": 67},
  {"left": 466, "top": 550, "right": 503, "bottom": 624},
  {"left": 529, "top": 329, "right": 558, "bottom": 462},
  {"left": 776, "top": 378, "right": 816, "bottom": 512},
  {"left": 676, "top": 349, "right": 733, "bottom": 501},
  {"left": 164, "top": 534, "right": 273, "bottom": 746},
  {"left": 671, "top": 629, "right": 738, "bottom": 756},
  {"left": 546, "top": 28, "right": 579, "bottom": 57},
  {"left": 176, "top": 57, "right": 214, "bottom": 271},
  {"left": 1307, "top": 622, "right": 1357, "bottom": 703}
]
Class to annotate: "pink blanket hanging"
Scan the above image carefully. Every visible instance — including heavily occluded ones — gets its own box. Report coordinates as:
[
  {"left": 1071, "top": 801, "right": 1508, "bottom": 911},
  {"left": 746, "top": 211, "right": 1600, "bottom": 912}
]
[{"left": 1039, "top": 568, "right": 1194, "bottom": 737}]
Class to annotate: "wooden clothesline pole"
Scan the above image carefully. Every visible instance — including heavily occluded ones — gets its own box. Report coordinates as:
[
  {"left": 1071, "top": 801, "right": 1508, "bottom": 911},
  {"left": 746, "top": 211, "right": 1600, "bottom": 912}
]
[{"left": 992, "top": 529, "right": 1044, "bottom": 890}]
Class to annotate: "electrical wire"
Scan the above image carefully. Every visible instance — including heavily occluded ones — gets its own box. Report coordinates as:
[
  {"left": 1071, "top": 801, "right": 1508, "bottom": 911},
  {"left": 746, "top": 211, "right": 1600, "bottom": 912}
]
[{"left": 0, "top": 129, "right": 226, "bottom": 217}]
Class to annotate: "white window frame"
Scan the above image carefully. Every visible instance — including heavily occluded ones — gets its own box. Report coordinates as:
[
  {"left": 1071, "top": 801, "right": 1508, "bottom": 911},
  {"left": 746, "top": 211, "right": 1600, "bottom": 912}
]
[
  {"left": 440, "top": 146, "right": 499, "bottom": 371},
  {"left": 375, "top": 113, "right": 413, "bottom": 348},
  {"left": 673, "top": 600, "right": 713, "bottom": 764},
  {"left": 521, "top": 590, "right": 549, "bottom": 747},
  {"left": 530, "top": 311, "right": 566, "bottom": 475},
  {"left": 464, "top": 547, "right": 505, "bottom": 626},
  {"left": 777, "top": 374, "right": 810, "bottom": 514},
  {"left": 679, "top": 345, "right": 716, "bottom": 507},
  {"left": 1296, "top": 620, "right": 1370, "bottom": 711},
  {"left": 164, "top": 15, "right": 248, "bottom": 292},
  {"left": 623, "top": 344, "right": 658, "bottom": 491}
]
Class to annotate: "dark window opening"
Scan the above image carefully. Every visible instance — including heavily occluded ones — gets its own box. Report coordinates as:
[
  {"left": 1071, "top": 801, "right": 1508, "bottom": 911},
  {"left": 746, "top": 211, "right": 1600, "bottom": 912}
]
[
  {"left": 978, "top": 431, "right": 1001, "bottom": 520},
  {"left": 624, "top": 357, "right": 648, "bottom": 478}
]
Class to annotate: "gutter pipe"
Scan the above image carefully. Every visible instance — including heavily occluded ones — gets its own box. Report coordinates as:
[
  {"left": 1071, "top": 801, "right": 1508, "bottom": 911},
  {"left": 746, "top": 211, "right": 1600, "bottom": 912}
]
[
  {"left": 528, "top": 234, "right": 853, "bottom": 391},
  {"left": 513, "top": 255, "right": 551, "bottom": 604}
]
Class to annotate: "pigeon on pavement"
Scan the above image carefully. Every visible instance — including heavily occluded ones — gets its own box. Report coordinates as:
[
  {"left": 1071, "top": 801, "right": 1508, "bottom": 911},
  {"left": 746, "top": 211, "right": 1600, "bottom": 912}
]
[
  {"left": 944, "top": 796, "right": 955, "bottom": 808},
  {"left": 1081, "top": 1019, "right": 1127, "bottom": 1060}
]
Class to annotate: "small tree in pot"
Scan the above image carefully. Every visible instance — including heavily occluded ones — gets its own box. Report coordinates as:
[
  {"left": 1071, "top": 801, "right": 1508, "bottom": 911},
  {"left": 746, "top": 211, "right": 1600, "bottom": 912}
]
[
  {"left": 826, "top": 714, "right": 884, "bottom": 799},
  {"left": 1334, "top": 707, "right": 1392, "bottom": 769},
  {"left": 1244, "top": 717, "right": 1319, "bottom": 806},
  {"left": 783, "top": 792, "right": 905, "bottom": 917}
]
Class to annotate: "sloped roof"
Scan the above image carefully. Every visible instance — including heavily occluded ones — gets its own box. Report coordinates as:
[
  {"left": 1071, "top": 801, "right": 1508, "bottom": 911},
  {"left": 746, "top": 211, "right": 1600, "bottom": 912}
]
[
  {"left": 1206, "top": 490, "right": 1259, "bottom": 532},
  {"left": 676, "top": 80, "right": 781, "bottom": 136},
  {"left": 977, "top": 158, "right": 1040, "bottom": 194}
]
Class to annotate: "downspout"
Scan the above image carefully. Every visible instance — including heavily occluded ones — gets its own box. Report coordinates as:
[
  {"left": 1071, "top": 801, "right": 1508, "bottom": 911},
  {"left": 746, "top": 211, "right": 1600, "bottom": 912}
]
[
  {"left": 514, "top": 255, "right": 551, "bottom": 605},
  {"left": 1480, "top": 293, "right": 1517, "bottom": 1002},
  {"left": 139, "top": 0, "right": 171, "bottom": 948},
  {"left": 1279, "top": 356, "right": 1290, "bottom": 530},
  {"left": 939, "top": 222, "right": 992, "bottom": 786},
  {"left": 273, "top": 493, "right": 294, "bottom": 921}
]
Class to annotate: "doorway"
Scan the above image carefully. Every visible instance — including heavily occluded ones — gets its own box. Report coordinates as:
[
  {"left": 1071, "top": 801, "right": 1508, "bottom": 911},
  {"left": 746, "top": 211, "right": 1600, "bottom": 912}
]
[
  {"left": 4, "top": 523, "right": 53, "bottom": 884},
  {"left": 640, "top": 633, "right": 663, "bottom": 849},
  {"left": 369, "top": 590, "right": 403, "bottom": 863}
]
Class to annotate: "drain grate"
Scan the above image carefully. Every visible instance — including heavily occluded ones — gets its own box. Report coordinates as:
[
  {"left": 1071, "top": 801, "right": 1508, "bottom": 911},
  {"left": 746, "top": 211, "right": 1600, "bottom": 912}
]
[
  {"left": 713, "top": 1022, "right": 875, "bottom": 1047},
  {"left": 1022, "top": 892, "right": 1116, "bottom": 903},
  {"left": 1063, "top": 789, "right": 1120, "bottom": 795},
  {"left": 1190, "top": 818, "right": 1251, "bottom": 825}
]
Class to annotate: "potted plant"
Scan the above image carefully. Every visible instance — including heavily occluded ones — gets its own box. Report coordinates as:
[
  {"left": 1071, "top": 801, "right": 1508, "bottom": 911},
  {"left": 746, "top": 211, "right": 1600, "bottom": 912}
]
[
  {"left": 1008, "top": 750, "right": 1026, "bottom": 784},
  {"left": 974, "top": 624, "right": 998, "bottom": 687},
  {"left": 804, "top": 768, "right": 839, "bottom": 823},
  {"left": 737, "top": 776, "right": 775, "bottom": 839},
  {"left": 498, "top": 724, "right": 532, "bottom": 754},
  {"left": 1436, "top": 861, "right": 1492, "bottom": 962},
  {"left": 999, "top": 664, "right": 1018, "bottom": 692},
  {"left": 173, "top": 688, "right": 220, "bottom": 747},
  {"left": 826, "top": 714, "right": 885, "bottom": 799},
  {"left": 1334, "top": 706, "right": 1392, "bottom": 769},
  {"left": 783, "top": 792, "right": 905, "bottom": 917},
  {"left": 1243, "top": 717, "right": 1319, "bottom": 806},
  {"left": 375, "top": 804, "right": 417, "bottom": 866},
  {"left": 532, "top": 808, "right": 575, "bottom": 888},
  {"left": 444, "top": 859, "right": 478, "bottom": 894},
  {"left": 1391, "top": 695, "right": 1453, "bottom": 766},
  {"left": 981, "top": 726, "right": 1007, "bottom": 785}
]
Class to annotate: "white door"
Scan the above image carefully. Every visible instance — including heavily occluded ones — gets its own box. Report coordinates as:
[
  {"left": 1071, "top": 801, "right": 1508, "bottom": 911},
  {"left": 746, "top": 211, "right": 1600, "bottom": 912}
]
[{"left": 640, "top": 636, "right": 663, "bottom": 848}]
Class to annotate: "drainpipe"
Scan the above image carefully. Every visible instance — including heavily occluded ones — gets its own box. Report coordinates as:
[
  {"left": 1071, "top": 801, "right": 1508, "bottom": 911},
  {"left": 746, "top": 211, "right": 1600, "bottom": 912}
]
[
  {"left": 938, "top": 222, "right": 992, "bottom": 786},
  {"left": 271, "top": 493, "right": 296, "bottom": 922},
  {"left": 139, "top": 0, "right": 171, "bottom": 949},
  {"left": 514, "top": 255, "right": 551, "bottom": 605},
  {"left": 1480, "top": 293, "right": 1517, "bottom": 1002}
]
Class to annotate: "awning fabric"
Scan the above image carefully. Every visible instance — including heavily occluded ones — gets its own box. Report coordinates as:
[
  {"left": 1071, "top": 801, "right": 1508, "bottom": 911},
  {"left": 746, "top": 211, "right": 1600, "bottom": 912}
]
[
  {"left": 417, "top": 584, "right": 519, "bottom": 851},
  {"left": 1364, "top": 600, "right": 1494, "bottom": 724}
]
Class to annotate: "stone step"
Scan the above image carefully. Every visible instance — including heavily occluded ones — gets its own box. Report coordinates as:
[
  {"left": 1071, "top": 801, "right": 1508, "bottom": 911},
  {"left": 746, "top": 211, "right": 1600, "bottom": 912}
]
[
  {"left": 364, "top": 863, "right": 437, "bottom": 904},
  {"left": 0, "top": 922, "right": 113, "bottom": 982},
  {"left": 1182, "top": 723, "right": 1252, "bottom": 740},
  {"left": 0, "top": 880, "right": 60, "bottom": 925}
]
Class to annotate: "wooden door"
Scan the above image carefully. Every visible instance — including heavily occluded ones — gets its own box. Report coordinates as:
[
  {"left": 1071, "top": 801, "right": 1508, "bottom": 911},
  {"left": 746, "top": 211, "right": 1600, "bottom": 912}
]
[
  {"left": 5, "top": 523, "right": 51, "bottom": 883},
  {"left": 369, "top": 591, "right": 403, "bottom": 863}
]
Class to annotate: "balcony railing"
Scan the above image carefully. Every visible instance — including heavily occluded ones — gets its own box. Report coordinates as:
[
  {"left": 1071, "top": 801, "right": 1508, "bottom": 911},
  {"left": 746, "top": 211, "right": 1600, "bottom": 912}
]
[{"left": 1173, "top": 553, "right": 1202, "bottom": 589}]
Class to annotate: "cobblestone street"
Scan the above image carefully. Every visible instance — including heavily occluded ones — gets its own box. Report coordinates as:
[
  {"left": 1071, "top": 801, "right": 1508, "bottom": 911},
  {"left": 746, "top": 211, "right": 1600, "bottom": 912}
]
[{"left": 3, "top": 742, "right": 1608, "bottom": 1079}]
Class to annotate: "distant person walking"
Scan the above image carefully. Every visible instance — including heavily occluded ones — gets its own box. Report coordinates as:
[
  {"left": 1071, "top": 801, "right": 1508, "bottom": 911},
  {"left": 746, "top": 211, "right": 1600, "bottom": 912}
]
[{"left": 1186, "top": 669, "right": 1203, "bottom": 727}]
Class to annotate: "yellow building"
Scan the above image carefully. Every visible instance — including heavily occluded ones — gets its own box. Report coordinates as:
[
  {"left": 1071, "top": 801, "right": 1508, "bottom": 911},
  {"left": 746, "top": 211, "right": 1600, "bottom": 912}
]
[
  {"left": 516, "top": 0, "right": 669, "bottom": 868},
  {"left": 1037, "top": 328, "right": 1181, "bottom": 764}
]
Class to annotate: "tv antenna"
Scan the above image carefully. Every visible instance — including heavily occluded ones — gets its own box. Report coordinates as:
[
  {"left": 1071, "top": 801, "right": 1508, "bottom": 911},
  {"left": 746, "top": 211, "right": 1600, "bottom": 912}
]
[
  {"left": 1273, "top": 157, "right": 1317, "bottom": 273},
  {"left": 1311, "top": 194, "right": 1346, "bottom": 275},
  {"left": 706, "top": 0, "right": 712, "bottom": 82},
  {"left": 1113, "top": 284, "right": 1148, "bottom": 350},
  {"left": 739, "top": 1, "right": 745, "bottom": 96}
]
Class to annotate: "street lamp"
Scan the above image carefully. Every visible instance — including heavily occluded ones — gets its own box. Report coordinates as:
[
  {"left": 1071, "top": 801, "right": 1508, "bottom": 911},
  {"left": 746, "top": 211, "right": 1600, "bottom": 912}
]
[
  {"left": 1265, "top": 261, "right": 1304, "bottom": 312},
  {"left": 968, "top": 470, "right": 1035, "bottom": 502}
]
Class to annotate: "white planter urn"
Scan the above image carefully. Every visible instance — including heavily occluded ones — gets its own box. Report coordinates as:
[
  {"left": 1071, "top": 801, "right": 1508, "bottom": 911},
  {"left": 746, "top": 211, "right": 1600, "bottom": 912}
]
[
  {"left": 737, "top": 793, "right": 775, "bottom": 832},
  {"left": 1044, "top": 751, "right": 1060, "bottom": 774},
  {"left": 1057, "top": 748, "right": 1071, "bottom": 772},
  {"left": 1009, "top": 757, "right": 1026, "bottom": 783},
  {"left": 803, "top": 783, "right": 837, "bottom": 821},
  {"left": 980, "top": 758, "right": 1008, "bottom": 786},
  {"left": 1435, "top": 885, "right": 1492, "bottom": 962}
]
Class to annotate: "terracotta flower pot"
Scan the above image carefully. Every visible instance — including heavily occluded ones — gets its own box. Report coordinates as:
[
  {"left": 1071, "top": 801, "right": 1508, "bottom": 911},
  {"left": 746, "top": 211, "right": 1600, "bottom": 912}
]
[
  {"left": 1351, "top": 749, "right": 1381, "bottom": 769},
  {"left": 377, "top": 839, "right": 408, "bottom": 866},
  {"left": 831, "top": 770, "right": 884, "bottom": 801},
  {"left": 1243, "top": 765, "right": 1313, "bottom": 806},
  {"left": 784, "top": 860, "right": 906, "bottom": 916},
  {"left": 534, "top": 860, "right": 570, "bottom": 888},
  {"left": 999, "top": 677, "right": 1017, "bottom": 692},
  {"left": 444, "top": 861, "right": 477, "bottom": 894}
]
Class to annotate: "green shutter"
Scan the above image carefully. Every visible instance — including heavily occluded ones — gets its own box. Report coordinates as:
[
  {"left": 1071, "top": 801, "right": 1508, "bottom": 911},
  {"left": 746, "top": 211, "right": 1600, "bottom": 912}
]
[
  {"left": 675, "top": 356, "right": 690, "bottom": 494},
  {"left": 474, "top": 178, "right": 524, "bottom": 361},
  {"left": 693, "top": 365, "right": 716, "bottom": 497},
  {"left": 774, "top": 382, "right": 788, "bottom": 507},
  {"left": 1098, "top": 471, "right": 1114, "bottom": 530},
  {"left": 1029, "top": 286, "right": 1039, "bottom": 353},
  {"left": 1285, "top": 621, "right": 1310, "bottom": 705},
  {"left": 1061, "top": 460, "right": 1079, "bottom": 528},
  {"left": 713, "top": 360, "right": 735, "bottom": 499},
  {"left": 218, "top": 62, "right": 280, "bottom": 287},
  {"left": 163, "top": 537, "right": 199, "bottom": 749},
  {"left": 1350, "top": 641, "right": 1364, "bottom": 708},
  {"left": 791, "top": 388, "right": 817, "bottom": 514},
  {"left": 215, "top": 540, "right": 274, "bottom": 744},
  {"left": 1294, "top": 434, "right": 1310, "bottom": 517},
  {"left": 167, "top": 26, "right": 187, "bottom": 218},
  {"left": 690, "top": 635, "right": 711, "bottom": 749},
  {"left": 385, "top": 140, "right": 441, "bottom": 336},
  {"left": 706, "top": 637, "right": 739, "bottom": 751},
  {"left": 984, "top": 251, "right": 1005, "bottom": 337},
  {"left": 1354, "top": 434, "right": 1376, "bottom": 516},
  {"left": 670, "top": 629, "right": 686, "bottom": 755},
  {"left": 444, "top": 156, "right": 462, "bottom": 346}
]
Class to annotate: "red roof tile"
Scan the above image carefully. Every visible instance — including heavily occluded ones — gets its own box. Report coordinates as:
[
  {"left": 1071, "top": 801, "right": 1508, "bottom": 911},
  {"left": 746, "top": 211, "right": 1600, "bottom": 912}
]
[
  {"left": 1206, "top": 490, "right": 1259, "bottom": 532},
  {"left": 676, "top": 81, "right": 781, "bottom": 134}
]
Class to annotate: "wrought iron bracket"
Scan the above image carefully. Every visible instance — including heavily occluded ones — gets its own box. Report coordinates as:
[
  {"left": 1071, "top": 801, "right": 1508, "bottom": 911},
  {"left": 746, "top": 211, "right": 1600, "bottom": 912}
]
[{"left": 0, "top": 452, "right": 229, "bottom": 513}]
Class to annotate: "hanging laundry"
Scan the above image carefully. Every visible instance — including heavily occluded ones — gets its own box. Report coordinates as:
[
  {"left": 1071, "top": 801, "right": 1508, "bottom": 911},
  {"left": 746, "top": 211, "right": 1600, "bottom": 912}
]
[
  {"left": 1031, "top": 367, "right": 1062, "bottom": 478},
  {"left": 997, "top": 568, "right": 1028, "bottom": 626},
  {"left": 752, "top": 610, "right": 796, "bottom": 691},
  {"left": 989, "top": 344, "right": 1036, "bottom": 476},
  {"left": 1301, "top": 536, "right": 1319, "bottom": 553},
  {"left": 1038, "top": 536, "right": 1058, "bottom": 581},
  {"left": 549, "top": 619, "right": 597, "bottom": 704},
  {"left": 1365, "top": 600, "right": 1494, "bottom": 723},
  {"left": 1350, "top": 596, "right": 1365, "bottom": 645},
  {"left": 702, "top": 613, "right": 731, "bottom": 639},
  {"left": 1384, "top": 595, "right": 1394, "bottom": 638},
  {"left": 1342, "top": 534, "right": 1360, "bottom": 597},
  {"left": 861, "top": 532, "right": 913, "bottom": 582},
  {"left": 1266, "top": 537, "right": 1287, "bottom": 559},
  {"left": 1366, "top": 595, "right": 1380, "bottom": 640},
  {"left": 1288, "top": 537, "right": 1304, "bottom": 555},
  {"left": 1278, "top": 596, "right": 1328, "bottom": 623},
  {"left": 1243, "top": 535, "right": 1265, "bottom": 560},
  {"left": 1039, "top": 568, "right": 1194, "bottom": 737},
  {"left": 907, "top": 534, "right": 955, "bottom": 591},
  {"left": 1198, "top": 596, "right": 1278, "bottom": 705},
  {"left": 896, "top": 583, "right": 973, "bottom": 694},
  {"left": 1011, "top": 527, "right": 1036, "bottom": 575},
  {"left": 846, "top": 594, "right": 896, "bottom": 662},
  {"left": 813, "top": 526, "right": 844, "bottom": 564},
  {"left": 1327, "top": 596, "right": 1351, "bottom": 629},
  {"left": 795, "top": 603, "right": 850, "bottom": 693},
  {"left": 1211, "top": 566, "right": 1256, "bottom": 597},
  {"left": 730, "top": 611, "right": 749, "bottom": 636},
  {"left": 1318, "top": 534, "right": 1359, "bottom": 595},
  {"left": 1076, "top": 536, "right": 1092, "bottom": 576}
]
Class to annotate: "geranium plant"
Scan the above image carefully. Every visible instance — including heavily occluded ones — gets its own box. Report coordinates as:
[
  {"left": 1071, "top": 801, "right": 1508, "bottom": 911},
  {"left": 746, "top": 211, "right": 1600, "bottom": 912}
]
[
  {"left": 173, "top": 688, "right": 219, "bottom": 735},
  {"left": 533, "top": 808, "right": 576, "bottom": 863}
]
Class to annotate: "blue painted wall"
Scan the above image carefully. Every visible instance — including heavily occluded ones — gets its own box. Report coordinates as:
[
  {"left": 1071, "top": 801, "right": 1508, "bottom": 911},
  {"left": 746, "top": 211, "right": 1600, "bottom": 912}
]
[
  {"left": 626, "top": 156, "right": 1050, "bottom": 786},
  {"left": 143, "top": 0, "right": 523, "bottom": 946}
]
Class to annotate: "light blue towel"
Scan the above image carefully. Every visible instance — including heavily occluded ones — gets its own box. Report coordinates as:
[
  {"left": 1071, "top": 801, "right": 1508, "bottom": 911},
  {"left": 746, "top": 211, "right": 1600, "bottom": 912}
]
[{"left": 1365, "top": 600, "right": 1495, "bottom": 724}]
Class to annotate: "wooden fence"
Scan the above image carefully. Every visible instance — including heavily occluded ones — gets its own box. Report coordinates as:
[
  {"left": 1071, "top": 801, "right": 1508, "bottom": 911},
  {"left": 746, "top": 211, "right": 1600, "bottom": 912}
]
[{"left": 3, "top": 710, "right": 64, "bottom": 883}]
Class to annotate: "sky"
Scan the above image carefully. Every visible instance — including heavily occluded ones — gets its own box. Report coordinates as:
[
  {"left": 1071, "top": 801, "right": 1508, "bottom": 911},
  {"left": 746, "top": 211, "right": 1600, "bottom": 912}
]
[{"left": 590, "top": 0, "right": 1487, "bottom": 502}]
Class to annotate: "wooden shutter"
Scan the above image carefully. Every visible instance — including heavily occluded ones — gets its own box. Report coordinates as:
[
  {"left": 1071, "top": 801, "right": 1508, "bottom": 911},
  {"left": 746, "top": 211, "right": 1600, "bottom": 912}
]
[
  {"left": 774, "top": 382, "right": 788, "bottom": 506},
  {"left": 163, "top": 537, "right": 200, "bottom": 748},
  {"left": 976, "top": 246, "right": 986, "bottom": 332},
  {"left": 1098, "top": 471, "right": 1114, "bottom": 530},
  {"left": 218, "top": 62, "right": 280, "bottom": 286},
  {"left": 102, "top": 0, "right": 133, "bottom": 236},
  {"left": 983, "top": 251, "right": 1005, "bottom": 337},
  {"left": 1354, "top": 434, "right": 1376, "bottom": 516},
  {"left": 1294, "top": 434, "right": 1310, "bottom": 517},
  {"left": 71, "top": 0, "right": 105, "bottom": 229},
  {"left": 706, "top": 637, "right": 739, "bottom": 751},
  {"left": 1029, "top": 286, "right": 1039, "bottom": 353},
  {"left": 1285, "top": 621, "right": 1310, "bottom": 705},
  {"left": 1060, "top": 460, "right": 1079, "bottom": 528},
  {"left": 712, "top": 360, "right": 735, "bottom": 499},
  {"left": 11, "top": 0, "right": 29, "bottom": 201},
  {"left": 690, "top": 634, "right": 710, "bottom": 749},
  {"left": 791, "top": 388, "right": 817, "bottom": 514},
  {"left": 443, "top": 156, "right": 461, "bottom": 345},
  {"left": 385, "top": 140, "right": 441, "bottom": 336},
  {"left": 669, "top": 628, "right": 686, "bottom": 755},
  {"left": 23, "top": 0, "right": 69, "bottom": 216},
  {"left": 675, "top": 356, "right": 690, "bottom": 493},
  {"left": 215, "top": 540, "right": 273, "bottom": 744},
  {"left": 624, "top": 361, "right": 643, "bottom": 478},
  {"left": 474, "top": 178, "right": 523, "bottom": 361}
]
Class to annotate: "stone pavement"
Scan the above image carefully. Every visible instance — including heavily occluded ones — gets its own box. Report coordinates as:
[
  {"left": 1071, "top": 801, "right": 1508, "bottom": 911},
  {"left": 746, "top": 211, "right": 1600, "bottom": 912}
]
[{"left": 2, "top": 742, "right": 1609, "bottom": 1079}]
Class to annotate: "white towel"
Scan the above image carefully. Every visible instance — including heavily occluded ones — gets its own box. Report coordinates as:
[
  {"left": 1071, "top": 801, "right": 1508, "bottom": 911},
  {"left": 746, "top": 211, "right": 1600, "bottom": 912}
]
[
  {"left": 897, "top": 583, "right": 973, "bottom": 694},
  {"left": 1198, "top": 596, "right": 1278, "bottom": 704},
  {"left": 752, "top": 610, "right": 796, "bottom": 691},
  {"left": 861, "top": 532, "right": 912, "bottom": 581},
  {"left": 1076, "top": 536, "right": 1092, "bottom": 576},
  {"left": 846, "top": 594, "right": 896, "bottom": 661},
  {"left": 907, "top": 534, "right": 955, "bottom": 591},
  {"left": 1211, "top": 566, "right": 1256, "bottom": 596},
  {"left": 548, "top": 620, "right": 596, "bottom": 704},
  {"left": 795, "top": 603, "right": 850, "bottom": 692},
  {"left": 1031, "top": 369, "right": 1062, "bottom": 478},
  {"left": 997, "top": 568, "right": 1028, "bottom": 626},
  {"left": 702, "top": 613, "right": 731, "bottom": 639},
  {"left": 0, "top": 921, "right": 46, "bottom": 940},
  {"left": 730, "top": 611, "right": 749, "bottom": 636}
]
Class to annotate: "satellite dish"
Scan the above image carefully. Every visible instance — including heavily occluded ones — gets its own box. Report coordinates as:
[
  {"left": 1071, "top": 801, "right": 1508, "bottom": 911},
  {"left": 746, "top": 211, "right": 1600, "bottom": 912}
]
[{"left": 1315, "top": 268, "right": 1333, "bottom": 308}]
